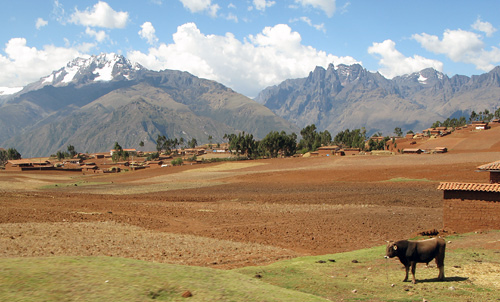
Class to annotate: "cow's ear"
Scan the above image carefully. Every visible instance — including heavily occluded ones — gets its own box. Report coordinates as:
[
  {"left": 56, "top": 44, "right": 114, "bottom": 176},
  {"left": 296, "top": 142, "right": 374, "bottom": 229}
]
[{"left": 393, "top": 245, "right": 398, "bottom": 251}]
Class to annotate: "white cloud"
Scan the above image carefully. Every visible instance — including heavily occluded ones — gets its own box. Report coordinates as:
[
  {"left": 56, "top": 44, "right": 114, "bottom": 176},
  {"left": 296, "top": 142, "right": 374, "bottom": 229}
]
[
  {"left": 70, "top": 1, "right": 129, "bottom": 29},
  {"left": 295, "top": 0, "right": 336, "bottom": 17},
  {"left": 368, "top": 39, "right": 443, "bottom": 78},
  {"left": 139, "top": 22, "right": 159, "bottom": 45},
  {"left": 253, "top": 0, "right": 275, "bottom": 11},
  {"left": 225, "top": 13, "right": 238, "bottom": 23},
  {"left": 36, "top": 18, "right": 48, "bottom": 30},
  {"left": 472, "top": 18, "right": 497, "bottom": 37},
  {"left": 52, "top": 0, "right": 66, "bottom": 24},
  {"left": 128, "top": 23, "right": 359, "bottom": 97},
  {"left": 0, "top": 38, "right": 85, "bottom": 87},
  {"left": 85, "top": 27, "right": 108, "bottom": 42},
  {"left": 412, "top": 28, "right": 500, "bottom": 72},
  {"left": 179, "top": 0, "right": 220, "bottom": 17},
  {"left": 290, "top": 16, "right": 326, "bottom": 33}
]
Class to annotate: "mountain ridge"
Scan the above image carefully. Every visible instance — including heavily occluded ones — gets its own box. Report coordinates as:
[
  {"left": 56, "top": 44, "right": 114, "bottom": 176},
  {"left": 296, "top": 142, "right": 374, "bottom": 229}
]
[
  {"left": 0, "top": 54, "right": 298, "bottom": 157},
  {"left": 256, "top": 63, "right": 500, "bottom": 136}
]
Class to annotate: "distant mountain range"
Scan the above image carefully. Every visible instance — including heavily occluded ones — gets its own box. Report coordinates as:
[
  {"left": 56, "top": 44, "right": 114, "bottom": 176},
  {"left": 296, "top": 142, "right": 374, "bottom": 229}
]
[
  {"left": 2, "top": 53, "right": 500, "bottom": 158},
  {"left": 255, "top": 63, "right": 500, "bottom": 136},
  {"left": 0, "top": 54, "right": 297, "bottom": 157}
]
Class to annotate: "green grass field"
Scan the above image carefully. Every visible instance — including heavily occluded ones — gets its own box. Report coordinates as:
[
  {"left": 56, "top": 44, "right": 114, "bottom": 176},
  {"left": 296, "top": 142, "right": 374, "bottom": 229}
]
[{"left": 1, "top": 233, "right": 499, "bottom": 301}]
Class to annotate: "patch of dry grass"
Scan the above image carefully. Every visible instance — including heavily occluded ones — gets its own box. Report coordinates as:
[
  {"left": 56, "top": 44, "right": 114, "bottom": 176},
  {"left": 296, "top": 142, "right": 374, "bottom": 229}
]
[{"left": 0, "top": 221, "right": 298, "bottom": 268}]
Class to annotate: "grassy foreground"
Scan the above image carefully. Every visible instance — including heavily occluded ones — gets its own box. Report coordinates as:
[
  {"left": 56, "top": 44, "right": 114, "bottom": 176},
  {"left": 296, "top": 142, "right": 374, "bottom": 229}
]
[{"left": 1, "top": 233, "right": 499, "bottom": 301}]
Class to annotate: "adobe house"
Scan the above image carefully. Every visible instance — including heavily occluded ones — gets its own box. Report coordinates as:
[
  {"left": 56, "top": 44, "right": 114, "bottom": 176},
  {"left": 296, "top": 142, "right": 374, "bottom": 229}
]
[
  {"left": 317, "top": 145, "right": 340, "bottom": 156},
  {"left": 422, "top": 128, "right": 442, "bottom": 136},
  {"left": 5, "top": 159, "right": 53, "bottom": 171},
  {"left": 433, "top": 147, "right": 448, "bottom": 153},
  {"left": 341, "top": 148, "right": 361, "bottom": 156},
  {"left": 437, "top": 160, "right": 500, "bottom": 233},
  {"left": 402, "top": 148, "right": 423, "bottom": 154}
]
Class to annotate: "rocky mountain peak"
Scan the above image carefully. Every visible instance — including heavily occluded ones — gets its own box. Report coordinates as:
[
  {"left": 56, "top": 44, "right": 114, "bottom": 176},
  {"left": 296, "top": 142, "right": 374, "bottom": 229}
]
[{"left": 32, "top": 53, "right": 144, "bottom": 90}]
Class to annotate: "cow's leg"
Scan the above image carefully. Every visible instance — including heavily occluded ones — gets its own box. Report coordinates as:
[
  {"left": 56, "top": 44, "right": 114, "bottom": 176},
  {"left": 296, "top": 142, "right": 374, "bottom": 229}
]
[
  {"left": 403, "top": 265, "right": 409, "bottom": 282},
  {"left": 435, "top": 247, "right": 445, "bottom": 281},
  {"left": 411, "top": 262, "right": 417, "bottom": 284},
  {"left": 436, "top": 258, "right": 445, "bottom": 281}
]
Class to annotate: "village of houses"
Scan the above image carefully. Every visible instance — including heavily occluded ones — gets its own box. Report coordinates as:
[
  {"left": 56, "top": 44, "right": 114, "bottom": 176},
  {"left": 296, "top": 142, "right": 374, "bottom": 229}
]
[{"left": 2, "top": 119, "right": 499, "bottom": 173}]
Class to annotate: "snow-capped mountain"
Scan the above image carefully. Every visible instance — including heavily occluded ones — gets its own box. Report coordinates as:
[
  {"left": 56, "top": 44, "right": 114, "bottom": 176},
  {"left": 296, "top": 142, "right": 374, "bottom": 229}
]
[
  {"left": 22, "top": 53, "right": 144, "bottom": 92},
  {"left": 0, "top": 53, "right": 296, "bottom": 157}
]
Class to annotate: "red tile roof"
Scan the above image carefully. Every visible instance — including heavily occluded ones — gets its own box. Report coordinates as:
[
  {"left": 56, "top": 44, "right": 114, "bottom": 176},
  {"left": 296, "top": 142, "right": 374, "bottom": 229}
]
[
  {"left": 477, "top": 160, "right": 500, "bottom": 171},
  {"left": 437, "top": 182, "right": 500, "bottom": 193}
]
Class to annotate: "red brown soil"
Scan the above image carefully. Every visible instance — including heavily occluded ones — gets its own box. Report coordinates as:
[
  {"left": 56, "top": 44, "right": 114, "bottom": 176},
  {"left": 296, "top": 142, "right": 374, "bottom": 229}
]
[{"left": 1, "top": 127, "right": 500, "bottom": 269}]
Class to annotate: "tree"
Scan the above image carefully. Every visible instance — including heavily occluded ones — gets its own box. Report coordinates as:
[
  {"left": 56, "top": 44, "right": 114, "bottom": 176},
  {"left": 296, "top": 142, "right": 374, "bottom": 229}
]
[
  {"left": 225, "top": 132, "right": 258, "bottom": 157},
  {"left": 56, "top": 150, "right": 68, "bottom": 160},
  {"left": 333, "top": 128, "right": 366, "bottom": 150},
  {"left": 156, "top": 135, "right": 166, "bottom": 153},
  {"left": 7, "top": 148, "right": 21, "bottom": 160},
  {"left": 260, "top": 131, "right": 297, "bottom": 158},
  {"left": 298, "top": 124, "right": 333, "bottom": 152},
  {"left": 112, "top": 142, "right": 128, "bottom": 162},
  {"left": 469, "top": 110, "right": 477, "bottom": 122},
  {"left": 139, "top": 141, "right": 144, "bottom": 148},
  {"left": 0, "top": 149, "right": 7, "bottom": 166},
  {"left": 367, "top": 136, "right": 389, "bottom": 151},
  {"left": 394, "top": 127, "right": 403, "bottom": 137},
  {"left": 188, "top": 138, "right": 197, "bottom": 148},
  {"left": 67, "top": 145, "right": 77, "bottom": 158},
  {"left": 208, "top": 135, "right": 213, "bottom": 148}
]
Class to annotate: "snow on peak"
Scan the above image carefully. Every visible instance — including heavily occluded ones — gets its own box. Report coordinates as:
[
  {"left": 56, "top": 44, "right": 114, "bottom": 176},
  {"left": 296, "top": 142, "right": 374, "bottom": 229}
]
[
  {"left": 39, "top": 53, "right": 143, "bottom": 87},
  {"left": 0, "top": 86, "right": 23, "bottom": 95},
  {"left": 418, "top": 73, "right": 428, "bottom": 84}
]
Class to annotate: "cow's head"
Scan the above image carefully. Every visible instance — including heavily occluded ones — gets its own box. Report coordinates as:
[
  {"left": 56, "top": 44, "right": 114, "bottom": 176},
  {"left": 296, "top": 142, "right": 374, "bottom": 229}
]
[{"left": 384, "top": 241, "right": 398, "bottom": 258}]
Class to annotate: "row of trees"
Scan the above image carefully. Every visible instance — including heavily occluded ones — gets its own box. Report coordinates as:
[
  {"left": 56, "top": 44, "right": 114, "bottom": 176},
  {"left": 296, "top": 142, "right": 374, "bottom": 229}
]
[
  {"left": 55, "top": 145, "right": 78, "bottom": 160},
  {"left": 224, "top": 131, "right": 298, "bottom": 158},
  {"left": 431, "top": 108, "right": 500, "bottom": 129},
  {"left": 155, "top": 135, "right": 198, "bottom": 154},
  {"left": 0, "top": 148, "right": 22, "bottom": 166},
  {"left": 147, "top": 123, "right": 392, "bottom": 160},
  {"left": 297, "top": 124, "right": 332, "bottom": 152}
]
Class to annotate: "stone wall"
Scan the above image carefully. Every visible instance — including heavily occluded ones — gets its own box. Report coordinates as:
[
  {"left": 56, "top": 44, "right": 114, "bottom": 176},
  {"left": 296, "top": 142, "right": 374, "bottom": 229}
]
[{"left": 443, "top": 195, "right": 500, "bottom": 233}]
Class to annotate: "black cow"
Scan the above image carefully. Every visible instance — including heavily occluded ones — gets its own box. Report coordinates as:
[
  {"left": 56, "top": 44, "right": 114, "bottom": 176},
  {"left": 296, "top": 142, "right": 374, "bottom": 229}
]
[{"left": 385, "top": 237, "right": 446, "bottom": 284}]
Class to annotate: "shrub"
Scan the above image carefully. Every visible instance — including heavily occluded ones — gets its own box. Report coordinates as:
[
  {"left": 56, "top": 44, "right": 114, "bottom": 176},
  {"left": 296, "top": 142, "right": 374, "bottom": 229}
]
[{"left": 171, "top": 158, "right": 183, "bottom": 166}]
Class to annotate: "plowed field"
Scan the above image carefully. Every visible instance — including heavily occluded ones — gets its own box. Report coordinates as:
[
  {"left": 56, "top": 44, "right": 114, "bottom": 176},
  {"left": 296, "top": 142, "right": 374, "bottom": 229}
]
[{"left": 1, "top": 150, "right": 499, "bottom": 269}]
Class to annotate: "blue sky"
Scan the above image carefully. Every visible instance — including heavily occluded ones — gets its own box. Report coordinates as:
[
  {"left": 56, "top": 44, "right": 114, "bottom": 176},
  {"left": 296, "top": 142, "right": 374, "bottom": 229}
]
[{"left": 2, "top": 0, "right": 500, "bottom": 97}]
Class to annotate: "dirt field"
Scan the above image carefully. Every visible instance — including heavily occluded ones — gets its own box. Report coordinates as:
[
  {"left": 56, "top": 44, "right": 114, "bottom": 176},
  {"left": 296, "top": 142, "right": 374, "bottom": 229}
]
[{"left": 2, "top": 145, "right": 499, "bottom": 270}]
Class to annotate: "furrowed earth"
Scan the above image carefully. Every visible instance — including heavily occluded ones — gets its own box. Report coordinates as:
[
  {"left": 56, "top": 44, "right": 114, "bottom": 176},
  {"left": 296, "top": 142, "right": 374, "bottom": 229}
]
[{"left": 1, "top": 147, "right": 499, "bottom": 270}]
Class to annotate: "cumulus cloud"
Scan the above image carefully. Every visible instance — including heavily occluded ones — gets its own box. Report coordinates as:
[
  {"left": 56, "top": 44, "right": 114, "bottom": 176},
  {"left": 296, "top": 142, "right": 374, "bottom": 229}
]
[
  {"left": 36, "top": 18, "right": 48, "bottom": 30},
  {"left": 139, "top": 22, "right": 159, "bottom": 45},
  {"left": 0, "top": 38, "right": 85, "bottom": 87},
  {"left": 85, "top": 27, "right": 108, "bottom": 42},
  {"left": 70, "top": 1, "right": 129, "bottom": 29},
  {"left": 295, "top": 0, "right": 336, "bottom": 17},
  {"left": 128, "top": 23, "right": 359, "bottom": 97},
  {"left": 253, "top": 0, "right": 275, "bottom": 11},
  {"left": 472, "top": 18, "right": 497, "bottom": 37},
  {"left": 179, "top": 0, "right": 220, "bottom": 17},
  {"left": 368, "top": 39, "right": 443, "bottom": 78},
  {"left": 412, "top": 28, "right": 500, "bottom": 72}
]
